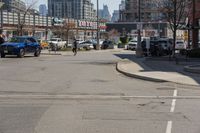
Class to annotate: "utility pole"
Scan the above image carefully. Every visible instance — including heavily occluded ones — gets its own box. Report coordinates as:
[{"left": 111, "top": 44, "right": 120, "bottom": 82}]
[
  {"left": 136, "top": 0, "right": 142, "bottom": 56},
  {"left": 172, "top": 0, "right": 177, "bottom": 57},
  {"left": 96, "top": 0, "right": 100, "bottom": 50},
  {"left": 0, "top": 2, "right": 4, "bottom": 33},
  {"left": 192, "top": 0, "right": 197, "bottom": 48}
]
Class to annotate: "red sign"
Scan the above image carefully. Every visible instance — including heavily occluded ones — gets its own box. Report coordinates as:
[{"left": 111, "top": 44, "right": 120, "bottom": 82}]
[{"left": 78, "top": 21, "right": 96, "bottom": 28}]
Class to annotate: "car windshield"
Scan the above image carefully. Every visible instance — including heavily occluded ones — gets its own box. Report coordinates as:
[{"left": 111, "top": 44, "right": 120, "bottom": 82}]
[
  {"left": 50, "top": 39, "right": 58, "bottom": 41},
  {"left": 9, "top": 37, "right": 26, "bottom": 43},
  {"left": 159, "top": 41, "right": 167, "bottom": 44},
  {"left": 177, "top": 41, "right": 184, "bottom": 44},
  {"left": 131, "top": 41, "right": 137, "bottom": 43}
]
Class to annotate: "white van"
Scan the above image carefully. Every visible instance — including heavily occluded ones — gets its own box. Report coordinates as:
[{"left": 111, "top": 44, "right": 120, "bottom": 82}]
[{"left": 175, "top": 40, "right": 185, "bottom": 50}]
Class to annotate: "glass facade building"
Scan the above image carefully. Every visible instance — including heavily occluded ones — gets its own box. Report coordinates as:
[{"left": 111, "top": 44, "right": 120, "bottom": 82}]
[{"left": 48, "top": 0, "right": 96, "bottom": 20}]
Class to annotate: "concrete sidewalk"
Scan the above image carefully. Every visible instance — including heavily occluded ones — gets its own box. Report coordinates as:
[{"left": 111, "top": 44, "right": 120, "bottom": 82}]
[
  {"left": 116, "top": 59, "right": 200, "bottom": 86},
  {"left": 41, "top": 49, "right": 124, "bottom": 56}
]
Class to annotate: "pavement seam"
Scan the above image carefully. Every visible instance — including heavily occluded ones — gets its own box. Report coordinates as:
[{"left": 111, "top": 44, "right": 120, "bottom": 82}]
[{"left": 0, "top": 94, "right": 200, "bottom": 100}]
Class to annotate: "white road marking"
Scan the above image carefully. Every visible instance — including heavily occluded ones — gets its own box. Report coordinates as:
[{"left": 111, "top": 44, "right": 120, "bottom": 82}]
[
  {"left": 166, "top": 121, "right": 173, "bottom": 133},
  {"left": 170, "top": 90, "right": 177, "bottom": 112},
  {"left": 166, "top": 89, "right": 178, "bottom": 133}
]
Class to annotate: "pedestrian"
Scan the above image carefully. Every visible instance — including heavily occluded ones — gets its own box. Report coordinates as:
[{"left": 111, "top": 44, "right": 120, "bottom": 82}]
[
  {"left": 72, "top": 38, "right": 78, "bottom": 56},
  {"left": 0, "top": 34, "right": 5, "bottom": 45}
]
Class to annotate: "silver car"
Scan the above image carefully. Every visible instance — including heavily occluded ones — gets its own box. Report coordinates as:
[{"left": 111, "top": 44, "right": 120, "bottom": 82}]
[
  {"left": 78, "top": 41, "right": 94, "bottom": 50},
  {"left": 127, "top": 40, "right": 137, "bottom": 50}
]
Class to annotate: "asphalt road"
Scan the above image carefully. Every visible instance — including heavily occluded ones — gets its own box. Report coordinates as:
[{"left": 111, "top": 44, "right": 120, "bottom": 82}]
[{"left": 0, "top": 50, "right": 200, "bottom": 133}]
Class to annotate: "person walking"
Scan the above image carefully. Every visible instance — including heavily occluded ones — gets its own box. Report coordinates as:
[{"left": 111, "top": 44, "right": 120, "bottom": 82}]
[
  {"left": 0, "top": 34, "right": 5, "bottom": 45},
  {"left": 72, "top": 38, "right": 78, "bottom": 56}
]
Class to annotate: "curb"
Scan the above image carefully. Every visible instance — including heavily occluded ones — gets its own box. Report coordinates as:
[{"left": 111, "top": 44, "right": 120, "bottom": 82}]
[
  {"left": 41, "top": 53, "right": 62, "bottom": 55},
  {"left": 116, "top": 61, "right": 200, "bottom": 86},
  {"left": 116, "top": 61, "right": 167, "bottom": 83},
  {"left": 184, "top": 65, "right": 200, "bottom": 74}
]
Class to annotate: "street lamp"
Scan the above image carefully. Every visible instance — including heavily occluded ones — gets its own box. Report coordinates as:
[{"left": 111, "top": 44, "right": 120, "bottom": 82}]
[
  {"left": 192, "top": 0, "right": 197, "bottom": 48},
  {"left": 136, "top": 0, "right": 142, "bottom": 56}
]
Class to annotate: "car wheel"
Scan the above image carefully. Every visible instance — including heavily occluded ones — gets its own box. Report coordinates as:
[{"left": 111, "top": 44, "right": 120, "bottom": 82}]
[
  {"left": 34, "top": 48, "right": 40, "bottom": 57},
  {"left": 17, "top": 49, "right": 25, "bottom": 58},
  {"left": 1, "top": 53, "right": 5, "bottom": 58},
  {"left": 83, "top": 46, "right": 88, "bottom": 51}
]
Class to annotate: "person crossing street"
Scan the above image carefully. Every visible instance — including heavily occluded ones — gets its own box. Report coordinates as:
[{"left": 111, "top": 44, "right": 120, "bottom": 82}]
[{"left": 72, "top": 38, "right": 78, "bottom": 56}]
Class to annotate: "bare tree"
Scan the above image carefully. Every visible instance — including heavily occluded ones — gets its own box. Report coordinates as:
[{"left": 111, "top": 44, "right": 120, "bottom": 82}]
[
  {"left": 159, "top": 0, "right": 191, "bottom": 56},
  {"left": 64, "top": 21, "right": 76, "bottom": 45},
  {"left": 51, "top": 20, "right": 75, "bottom": 45},
  {"left": 17, "top": 0, "right": 38, "bottom": 36}
]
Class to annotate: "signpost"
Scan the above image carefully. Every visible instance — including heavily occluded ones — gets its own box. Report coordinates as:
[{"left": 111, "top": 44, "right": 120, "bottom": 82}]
[{"left": 136, "top": 0, "right": 143, "bottom": 57}]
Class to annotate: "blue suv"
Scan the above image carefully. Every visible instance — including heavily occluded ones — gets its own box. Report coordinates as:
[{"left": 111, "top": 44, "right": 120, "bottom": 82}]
[{"left": 0, "top": 36, "right": 41, "bottom": 58}]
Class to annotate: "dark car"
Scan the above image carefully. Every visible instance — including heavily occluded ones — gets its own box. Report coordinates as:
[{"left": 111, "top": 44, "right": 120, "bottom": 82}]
[
  {"left": 149, "top": 40, "right": 172, "bottom": 56},
  {"left": 101, "top": 40, "right": 114, "bottom": 49},
  {"left": 0, "top": 36, "right": 41, "bottom": 58}
]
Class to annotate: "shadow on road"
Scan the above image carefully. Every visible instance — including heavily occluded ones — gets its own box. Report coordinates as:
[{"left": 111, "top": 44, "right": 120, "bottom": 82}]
[{"left": 114, "top": 53, "right": 200, "bottom": 85}]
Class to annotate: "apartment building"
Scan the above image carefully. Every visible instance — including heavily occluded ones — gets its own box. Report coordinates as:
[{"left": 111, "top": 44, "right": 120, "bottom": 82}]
[
  {"left": 0, "top": 0, "right": 26, "bottom": 13},
  {"left": 48, "top": 0, "right": 96, "bottom": 20}
]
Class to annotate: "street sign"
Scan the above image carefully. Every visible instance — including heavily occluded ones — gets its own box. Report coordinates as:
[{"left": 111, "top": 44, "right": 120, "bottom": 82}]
[
  {"left": 52, "top": 18, "right": 64, "bottom": 24},
  {"left": 183, "top": 31, "right": 188, "bottom": 40}
]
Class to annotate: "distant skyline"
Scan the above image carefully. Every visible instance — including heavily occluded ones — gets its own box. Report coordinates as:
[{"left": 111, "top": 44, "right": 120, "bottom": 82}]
[{"left": 28, "top": 0, "right": 121, "bottom": 14}]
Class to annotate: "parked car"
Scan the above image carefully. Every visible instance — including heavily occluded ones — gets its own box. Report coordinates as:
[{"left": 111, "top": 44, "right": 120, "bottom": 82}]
[
  {"left": 78, "top": 41, "right": 94, "bottom": 50},
  {"left": 48, "top": 38, "right": 66, "bottom": 51},
  {"left": 157, "top": 38, "right": 172, "bottom": 56},
  {"left": 101, "top": 40, "right": 114, "bottom": 49},
  {"left": 150, "top": 40, "right": 159, "bottom": 56},
  {"left": 175, "top": 40, "right": 185, "bottom": 50},
  {"left": 90, "top": 39, "right": 103, "bottom": 49},
  {"left": 158, "top": 38, "right": 172, "bottom": 51},
  {"left": 0, "top": 36, "right": 41, "bottom": 58},
  {"left": 127, "top": 40, "right": 137, "bottom": 50},
  {"left": 148, "top": 38, "right": 172, "bottom": 56}
]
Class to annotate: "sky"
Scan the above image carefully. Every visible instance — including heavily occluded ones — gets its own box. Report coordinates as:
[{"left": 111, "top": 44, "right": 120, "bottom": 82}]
[{"left": 35, "top": 0, "right": 121, "bottom": 14}]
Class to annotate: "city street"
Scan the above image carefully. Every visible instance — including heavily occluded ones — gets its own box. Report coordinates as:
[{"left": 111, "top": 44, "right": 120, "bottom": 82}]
[{"left": 0, "top": 50, "right": 200, "bottom": 133}]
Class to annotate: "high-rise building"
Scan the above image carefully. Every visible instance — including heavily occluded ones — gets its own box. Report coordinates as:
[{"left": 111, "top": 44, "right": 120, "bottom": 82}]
[
  {"left": 98, "top": 5, "right": 111, "bottom": 21},
  {"left": 48, "top": 0, "right": 96, "bottom": 19},
  {"left": 39, "top": 4, "right": 47, "bottom": 16},
  {"left": 111, "top": 10, "right": 119, "bottom": 22},
  {"left": 119, "top": 0, "right": 125, "bottom": 11},
  {"left": 119, "top": 0, "right": 126, "bottom": 21},
  {"left": 122, "top": 0, "right": 162, "bottom": 22},
  {"left": 83, "top": 0, "right": 96, "bottom": 20},
  {"left": 0, "top": 0, "right": 26, "bottom": 13}
]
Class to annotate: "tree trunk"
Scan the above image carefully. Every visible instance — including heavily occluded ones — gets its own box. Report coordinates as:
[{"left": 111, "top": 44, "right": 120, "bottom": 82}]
[
  {"left": 173, "top": 29, "right": 176, "bottom": 57},
  {"left": 67, "top": 29, "right": 69, "bottom": 46}
]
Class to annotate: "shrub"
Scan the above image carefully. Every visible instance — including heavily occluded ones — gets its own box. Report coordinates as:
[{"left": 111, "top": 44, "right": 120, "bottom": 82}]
[
  {"left": 120, "top": 36, "right": 128, "bottom": 44},
  {"left": 188, "top": 48, "right": 200, "bottom": 58},
  {"left": 180, "top": 49, "right": 187, "bottom": 55}
]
